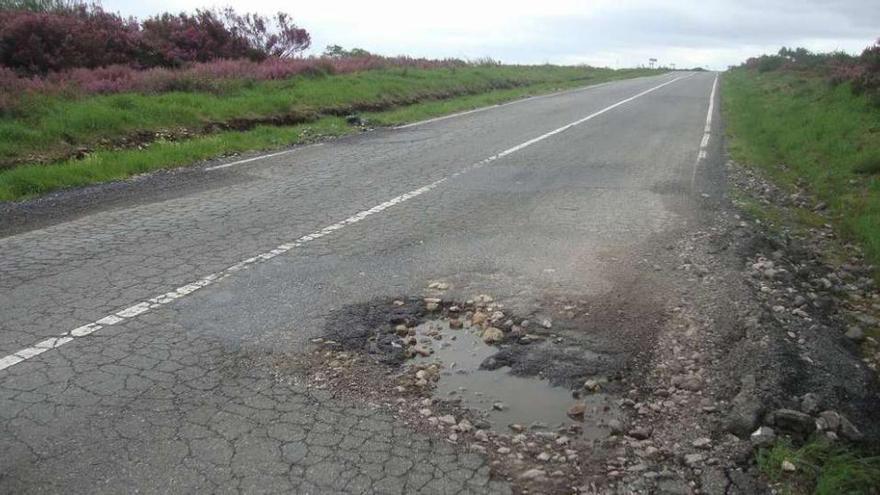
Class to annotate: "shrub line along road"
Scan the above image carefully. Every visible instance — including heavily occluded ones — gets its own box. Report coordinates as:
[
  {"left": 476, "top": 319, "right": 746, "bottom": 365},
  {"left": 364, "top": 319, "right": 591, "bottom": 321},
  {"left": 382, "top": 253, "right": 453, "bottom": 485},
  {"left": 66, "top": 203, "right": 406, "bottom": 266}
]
[{"left": 0, "top": 71, "right": 720, "bottom": 493}]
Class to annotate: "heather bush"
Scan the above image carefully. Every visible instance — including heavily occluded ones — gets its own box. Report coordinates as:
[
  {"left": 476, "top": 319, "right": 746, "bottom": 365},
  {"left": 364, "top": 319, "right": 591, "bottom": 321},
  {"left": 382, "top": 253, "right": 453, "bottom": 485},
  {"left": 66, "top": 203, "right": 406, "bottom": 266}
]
[
  {"left": 138, "top": 10, "right": 253, "bottom": 67},
  {"left": 743, "top": 40, "right": 880, "bottom": 101},
  {"left": 0, "top": 4, "right": 311, "bottom": 73},
  {"left": 0, "top": 0, "right": 84, "bottom": 12},
  {"left": 850, "top": 40, "right": 880, "bottom": 98},
  {"left": 0, "top": 6, "right": 142, "bottom": 73},
  {"left": 0, "top": 55, "right": 466, "bottom": 102}
]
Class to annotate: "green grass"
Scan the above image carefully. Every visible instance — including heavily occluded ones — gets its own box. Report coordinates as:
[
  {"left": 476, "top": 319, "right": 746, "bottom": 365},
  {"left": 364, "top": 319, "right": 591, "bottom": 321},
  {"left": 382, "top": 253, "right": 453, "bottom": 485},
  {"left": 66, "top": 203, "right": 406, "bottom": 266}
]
[
  {"left": 722, "top": 68, "right": 880, "bottom": 266},
  {"left": 0, "top": 66, "right": 658, "bottom": 202},
  {"left": 0, "top": 119, "right": 351, "bottom": 200},
  {"left": 757, "top": 439, "right": 880, "bottom": 494},
  {"left": 0, "top": 66, "right": 655, "bottom": 166}
]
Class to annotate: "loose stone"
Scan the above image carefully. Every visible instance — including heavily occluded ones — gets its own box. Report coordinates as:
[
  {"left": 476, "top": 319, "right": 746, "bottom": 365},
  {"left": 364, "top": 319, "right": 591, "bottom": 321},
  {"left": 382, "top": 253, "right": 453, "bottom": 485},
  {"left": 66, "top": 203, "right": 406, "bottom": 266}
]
[{"left": 481, "top": 327, "right": 504, "bottom": 344}]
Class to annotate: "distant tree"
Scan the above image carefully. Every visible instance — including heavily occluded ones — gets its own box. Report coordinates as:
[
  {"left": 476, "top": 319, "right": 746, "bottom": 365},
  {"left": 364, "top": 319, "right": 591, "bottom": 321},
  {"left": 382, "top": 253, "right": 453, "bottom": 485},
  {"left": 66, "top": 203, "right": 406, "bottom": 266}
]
[
  {"left": 323, "top": 44, "right": 371, "bottom": 58},
  {"left": 222, "top": 10, "right": 310, "bottom": 58}
]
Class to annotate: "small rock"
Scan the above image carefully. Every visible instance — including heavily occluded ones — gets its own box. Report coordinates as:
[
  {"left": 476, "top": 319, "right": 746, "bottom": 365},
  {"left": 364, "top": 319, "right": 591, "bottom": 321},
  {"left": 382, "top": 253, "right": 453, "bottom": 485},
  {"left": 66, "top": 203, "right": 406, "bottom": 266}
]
[
  {"left": 412, "top": 345, "right": 431, "bottom": 357},
  {"left": 509, "top": 424, "right": 525, "bottom": 432},
  {"left": 536, "top": 452, "right": 551, "bottom": 461},
  {"left": 684, "top": 453, "right": 705, "bottom": 467},
  {"left": 448, "top": 318, "right": 463, "bottom": 329},
  {"left": 567, "top": 402, "right": 586, "bottom": 419},
  {"left": 438, "top": 415, "right": 456, "bottom": 425},
  {"left": 497, "top": 446, "right": 511, "bottom": 454},
  {"left": 800, "top": 393, "right": 821, "bottom": 414},
  {"left": 781, "top": 460, "right": 796, "bottom": 472},
  {"left": 839, "top": 415, "right": 864, "bottom": 441},
  {"left": 672, "top": 375, "right": 703, "bottom": 391},
  {"left": 608, "top": 419, "right": 624, "bottom": 434},
  {"left": 426, "top": 302, "right": 439, "bottom": 311},
  {"left": 471, "top": 312, "right": 488, "bottom": 326},
  {"left": 555, "top": 435, "right": 570, "bottom": 446},
  {"left": 475, "top": 430, "right": 489, "bottom": 442},
  {"left": 750, "top": 426, "right": 776, "bottom": 447},
  {"left": 492, "top": 402, "right": 507, "bottom": 411},
  {"left": 519, "top": 468, "right": 546, "bottom": 481},
  {"left": 692, "top": 437, "right": 712, "bottom": 449},
  {"left": 629, "top": 426, "right": 653, "bottom": 440},
  {"left": 771, "top": 409, "right": 816, "bottom": 434},
  {"left": 845, "top": 326, "right": 865, "bottom": 342},
  {"left": 816, "top": 411, "right": 841, "bottom": 432},
  {"left": 584, "top": 379, "right": 602, "bottom": 392},
  {"left": 419, "top": 408, "right": 432, "bottom": 417},
  {"left": 481, "top": 327, "right": 504, "bottom": 344},
  {"left": 457, "top": 419, "right": 473, "bottom": 432},
  {"left": 539, "top": 318, "right": 553, "bottom": 329}
]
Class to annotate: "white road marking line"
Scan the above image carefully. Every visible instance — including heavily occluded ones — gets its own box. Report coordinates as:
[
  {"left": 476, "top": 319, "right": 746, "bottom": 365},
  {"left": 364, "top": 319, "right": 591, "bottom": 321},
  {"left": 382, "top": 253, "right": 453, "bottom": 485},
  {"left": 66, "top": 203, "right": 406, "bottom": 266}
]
[
  {"left": 0, "top": 74, "right": 690, "bottom": 373},
  {"left": 205, "top": 143, "right": 324, "bottom": 171},
  {"left": 692, "top": 73, "right": 719, "bottom": 190},
  {"left": 394, "top": 73, "right": 677, "bottom": 130}
]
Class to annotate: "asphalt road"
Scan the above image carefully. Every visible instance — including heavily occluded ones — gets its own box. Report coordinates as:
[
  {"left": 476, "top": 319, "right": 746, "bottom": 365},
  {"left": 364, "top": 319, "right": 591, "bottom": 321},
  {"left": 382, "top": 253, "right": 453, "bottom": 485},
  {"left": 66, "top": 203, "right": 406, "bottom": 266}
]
[{"left": 0, "top": 71, "right": 721, "bottom": 493}]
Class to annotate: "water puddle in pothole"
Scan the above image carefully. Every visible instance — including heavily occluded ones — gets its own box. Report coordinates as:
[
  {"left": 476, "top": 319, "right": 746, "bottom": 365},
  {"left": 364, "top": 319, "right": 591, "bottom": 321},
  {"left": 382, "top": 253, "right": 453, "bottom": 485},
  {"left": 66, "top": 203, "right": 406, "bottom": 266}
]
[{"left": 410, "top": 319, "right": 615, "bottom": 439}]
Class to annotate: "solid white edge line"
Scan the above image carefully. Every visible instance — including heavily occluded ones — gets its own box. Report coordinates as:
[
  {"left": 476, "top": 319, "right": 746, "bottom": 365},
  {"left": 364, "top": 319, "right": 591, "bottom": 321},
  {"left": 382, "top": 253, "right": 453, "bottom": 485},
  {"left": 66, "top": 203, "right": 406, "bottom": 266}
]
[
  {"left": 394, "top": 72, "right": 677, "bottom": 130},
  {"left": 692, "top": 73, "right": 719, "bottom": 191},
  {"left": 205, "top": 143, "right": 325, "bottom": 171},
  {"left": 0, "top": 74, "right": 690, "bottom": 373},
  {"left": 205, "top": 73, "right": 677, "bottom": 171}
]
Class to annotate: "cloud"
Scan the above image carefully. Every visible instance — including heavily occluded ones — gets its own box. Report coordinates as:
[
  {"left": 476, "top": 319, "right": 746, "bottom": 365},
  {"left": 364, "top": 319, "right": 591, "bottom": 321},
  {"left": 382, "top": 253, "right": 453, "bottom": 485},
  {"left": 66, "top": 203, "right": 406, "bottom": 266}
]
[{"left": 103, "top": 0, "right": 879, "bottom": 68}]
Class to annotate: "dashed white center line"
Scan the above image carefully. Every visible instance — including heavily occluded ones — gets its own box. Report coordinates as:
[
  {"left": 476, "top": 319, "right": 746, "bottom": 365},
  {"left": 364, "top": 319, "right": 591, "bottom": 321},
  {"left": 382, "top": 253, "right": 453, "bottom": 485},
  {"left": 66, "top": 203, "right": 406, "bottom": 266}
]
[{"left": 0, "top": 74, "right": 690, "bottom": 373}]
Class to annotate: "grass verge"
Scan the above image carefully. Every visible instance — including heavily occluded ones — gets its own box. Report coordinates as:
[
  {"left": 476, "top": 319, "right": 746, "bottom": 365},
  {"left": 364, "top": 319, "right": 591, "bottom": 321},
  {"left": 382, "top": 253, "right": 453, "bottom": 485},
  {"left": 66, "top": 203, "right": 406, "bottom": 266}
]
[
  {"left": 757, "top": 438, "right": 880, "bottom": 494},
  {"left": 0, "top": 67, "right": 658, "bottom": 202},
  {"left": 722, "top": 68, "right": 880, "bottom": 266},
  {"left": 0, "top": 66, "right": 656, "bottom": 166}
]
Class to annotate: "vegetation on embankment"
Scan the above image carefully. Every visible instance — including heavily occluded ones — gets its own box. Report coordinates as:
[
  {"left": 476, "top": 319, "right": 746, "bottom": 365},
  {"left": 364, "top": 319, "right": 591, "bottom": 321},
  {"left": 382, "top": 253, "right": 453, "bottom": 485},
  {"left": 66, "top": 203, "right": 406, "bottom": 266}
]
[
  {"left": 0, "top": 66, "right": 659, "bottom": 201},
  {"left": 722, "top": 67, "right": 880, "bottom": 266},
  {"left": 757, "top": 438, "right": 880, "bottom": 495}
]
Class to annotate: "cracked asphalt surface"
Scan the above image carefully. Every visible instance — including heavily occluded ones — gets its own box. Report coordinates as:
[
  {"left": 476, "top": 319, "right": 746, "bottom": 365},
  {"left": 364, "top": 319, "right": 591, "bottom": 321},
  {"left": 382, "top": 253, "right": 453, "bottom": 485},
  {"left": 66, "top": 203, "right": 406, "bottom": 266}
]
[{"left": 0, "top": 71, "right": 720, "bottom": 493}]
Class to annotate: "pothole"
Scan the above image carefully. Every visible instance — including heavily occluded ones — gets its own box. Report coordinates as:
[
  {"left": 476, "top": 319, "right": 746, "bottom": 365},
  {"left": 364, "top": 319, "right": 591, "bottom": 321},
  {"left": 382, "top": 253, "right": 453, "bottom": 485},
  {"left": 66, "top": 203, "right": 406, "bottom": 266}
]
[
  {"left": 410, "top": 319, "right": 616, "bottom": 438},
  {"left": 306, "top": 292, "right": 654, "bottom": 493}
]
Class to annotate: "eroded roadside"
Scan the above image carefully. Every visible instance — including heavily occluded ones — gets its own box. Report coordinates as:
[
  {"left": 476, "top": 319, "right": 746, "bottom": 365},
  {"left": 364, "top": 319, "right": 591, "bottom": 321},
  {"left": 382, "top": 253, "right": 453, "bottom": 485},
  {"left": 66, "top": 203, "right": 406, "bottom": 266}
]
[{"left": 262, "top": 157, "right": 880, "bottom": 494}]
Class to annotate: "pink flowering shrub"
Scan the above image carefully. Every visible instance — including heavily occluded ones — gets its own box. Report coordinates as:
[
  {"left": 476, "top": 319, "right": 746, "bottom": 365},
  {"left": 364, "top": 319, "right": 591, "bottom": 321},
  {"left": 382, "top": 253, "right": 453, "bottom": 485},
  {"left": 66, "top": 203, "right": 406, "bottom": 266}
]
[
  {"left": 0, "top": 5, "right": 311, "bottom": 73},
  {"left": 0, "top": 6, "right": 142, "bottom": 73},
  {"left": 744, "top": 40, "right": 880, "bottom": 101},
  {"left": 0, "top": 55, "right": 465, "bottom": 100}
]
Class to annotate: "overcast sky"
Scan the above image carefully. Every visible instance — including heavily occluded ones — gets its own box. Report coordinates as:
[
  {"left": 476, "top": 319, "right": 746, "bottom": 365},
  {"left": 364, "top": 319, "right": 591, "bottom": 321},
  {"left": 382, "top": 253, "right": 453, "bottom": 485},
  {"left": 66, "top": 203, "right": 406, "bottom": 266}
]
[{"left": 103, "top": 0, "right": 878, "bottom": 69}]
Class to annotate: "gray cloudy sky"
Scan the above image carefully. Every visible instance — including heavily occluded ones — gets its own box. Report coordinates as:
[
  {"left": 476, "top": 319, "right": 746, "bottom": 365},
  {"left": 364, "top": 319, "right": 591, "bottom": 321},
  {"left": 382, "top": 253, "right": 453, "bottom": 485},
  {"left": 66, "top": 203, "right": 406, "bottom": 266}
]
[{"left": 103, "top": 0, "right": 878, "bottom": 69}]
